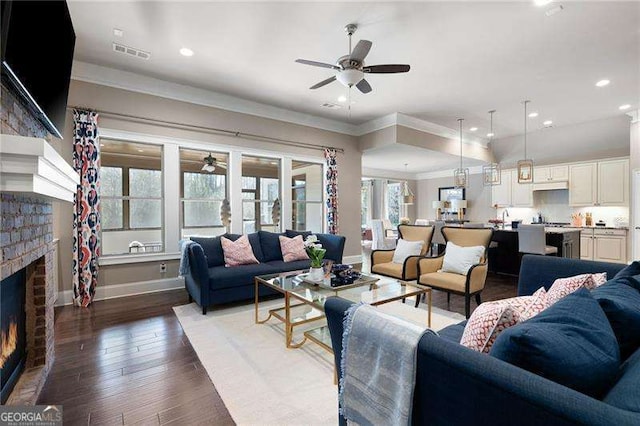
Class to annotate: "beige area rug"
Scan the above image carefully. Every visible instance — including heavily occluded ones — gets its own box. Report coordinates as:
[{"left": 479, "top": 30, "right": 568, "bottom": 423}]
[{"left": 173, "top": 298, "right": 465, "bottom": 426}]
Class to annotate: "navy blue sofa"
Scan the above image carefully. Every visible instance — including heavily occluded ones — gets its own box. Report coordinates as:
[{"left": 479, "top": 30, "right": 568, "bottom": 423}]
[
  {"left": 184, "top": 230, "right": 345, "bottom": 314},
  {"left": 326, "top": 255, "right": 640, "bottom": 425}
]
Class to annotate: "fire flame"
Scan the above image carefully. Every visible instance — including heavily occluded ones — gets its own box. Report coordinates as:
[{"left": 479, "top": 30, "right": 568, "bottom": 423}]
[{"left": 0, "top": 320, "right": 18, "bottom": 369}]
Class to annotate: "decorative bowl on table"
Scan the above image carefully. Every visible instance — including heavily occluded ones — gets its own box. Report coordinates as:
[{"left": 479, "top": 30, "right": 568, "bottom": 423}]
[{"left": 330, "top": 264, "right": 361, "bottom": 286}]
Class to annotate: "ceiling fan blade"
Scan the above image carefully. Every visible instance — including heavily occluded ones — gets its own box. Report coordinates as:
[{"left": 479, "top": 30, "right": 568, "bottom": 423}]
[
  {"left": 309, "top": 76, "right": 336, "bottom": 90},
  {"left": 349, "top": 40, "right": 372, "bottom": 63},
  {"left": 295, "top": 59, "right": 340, "bottom": 70},
  {"left": 363, "top": 64, "right": 411, "bottom": 74},
  {"left": 356, "top": 79, "right": 372, "bottom": 94}
]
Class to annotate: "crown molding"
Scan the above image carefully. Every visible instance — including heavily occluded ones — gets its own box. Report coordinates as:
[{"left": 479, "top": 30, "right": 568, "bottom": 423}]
[
  {"left": 395, "top": 113, "right": 488, "bottom": 147},
  {"left": 362, "top": 166, "right": 417, "bottom": 180},
  {"left": 71, "top": 61, "right": 360, "bottom": 136},
  {"left": 415, "top": 165, "right": 484, "bottom": 180}
]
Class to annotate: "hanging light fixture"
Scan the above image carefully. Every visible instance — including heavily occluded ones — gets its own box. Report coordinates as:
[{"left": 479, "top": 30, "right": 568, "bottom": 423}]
[
  {"left": 482, "top": 110, "right": 501, "bottom": 186},
  {"left": 401, "top": 163, "right": 414, "bottom": 205},
  {"left": 517, "top": 100, "right": 534, "bottom": 184},
  {"left": 454, "top": 118, "right": 468, "bottom": 188},
  {"left": 202, "top": 153, "right": 216, "bottom": 173}
]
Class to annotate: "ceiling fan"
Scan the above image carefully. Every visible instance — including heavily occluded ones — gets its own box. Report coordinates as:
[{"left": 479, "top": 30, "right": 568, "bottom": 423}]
[
  {"left": 201, "top": 153, "right": 227, "bottom": 173},
  {"left": 295, "top": 23, "right": 410, "bottom": 94}
]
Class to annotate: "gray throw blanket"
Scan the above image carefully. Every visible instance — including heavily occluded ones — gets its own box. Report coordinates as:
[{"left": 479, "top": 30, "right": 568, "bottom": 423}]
[
  {"left": 339, "top": 303, "right": 435, "bottom": 425},
  {"left": 178, "top": 239, "right": 195, "bottom": 277}
]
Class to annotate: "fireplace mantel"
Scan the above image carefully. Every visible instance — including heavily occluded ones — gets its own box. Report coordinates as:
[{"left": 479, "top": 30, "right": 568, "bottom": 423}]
[{"left": 0, "top": 135, "right": 78, "bottom": 203}]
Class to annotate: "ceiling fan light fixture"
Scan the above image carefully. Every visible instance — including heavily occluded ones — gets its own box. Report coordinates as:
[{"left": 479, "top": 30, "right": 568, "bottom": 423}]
[
  {"left": 202, "top": 153, "right": 217, "bottom": 173},
  {"left": 336, "top": 68, "right": 364, "bottom": 87}
]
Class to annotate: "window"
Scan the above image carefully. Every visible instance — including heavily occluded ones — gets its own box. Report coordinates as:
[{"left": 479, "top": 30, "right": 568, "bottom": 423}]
[
  {"left": 386, "top": 181, "right": 401, "bottom": 227},
  {"left": 361, "top": 179, "right": 372, "bottom": 228},
  {"left": 100, "top": 139, "right": 163, "bottom": 255},
  {"left": 180, "top": 149, "right": 228, "bottom": 238},
  {"left": 291, "top": 161, "right": 323, "bottom": 233},
  {"left": 242, "top": 156, "right": 280, "bottom": 233}
]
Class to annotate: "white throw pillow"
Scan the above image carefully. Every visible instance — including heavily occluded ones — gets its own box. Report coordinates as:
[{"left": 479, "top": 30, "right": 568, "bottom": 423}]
[
  {"left": 392, "top": 239, "right": 424, "bottom": 264},
  {"left": 441, "top": 241, "right": 485, "bottom": 275}
]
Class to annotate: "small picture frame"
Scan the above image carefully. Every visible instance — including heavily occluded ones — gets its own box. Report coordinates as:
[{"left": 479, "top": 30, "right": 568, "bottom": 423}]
[
  {"left": 483, "top": 163, "right": 501, "bottom": 186},
  {"left": 517, "top": 159, "right": 534, "bottom": 184}
]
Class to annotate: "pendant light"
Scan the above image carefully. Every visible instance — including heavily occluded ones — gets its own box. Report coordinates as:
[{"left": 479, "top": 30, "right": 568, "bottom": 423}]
[
  {"left": 482, "top": 110, "right": 501, "bottom": 186},
  {"left": 517, "top": 100, "right": 534, "bottom": 184},
  {"left": 454, "top": 118, "right": 468, "bottom": 188},
  {"left": 401, "top": 163, "right": 414, "bottom": 204}
]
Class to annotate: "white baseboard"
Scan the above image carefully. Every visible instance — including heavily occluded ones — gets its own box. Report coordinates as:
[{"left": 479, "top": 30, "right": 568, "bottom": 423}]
[
  {"left": 55, "top": 277, "right": 184, "bottom": 306},
  {"left": 343, "top": 255, "right": 364, "bottom": 265}
]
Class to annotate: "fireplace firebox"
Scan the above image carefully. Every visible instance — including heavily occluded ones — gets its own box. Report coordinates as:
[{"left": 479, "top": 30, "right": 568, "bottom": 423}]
[{"left": 0, "top": 268, "right": 27, "bottom": 404}]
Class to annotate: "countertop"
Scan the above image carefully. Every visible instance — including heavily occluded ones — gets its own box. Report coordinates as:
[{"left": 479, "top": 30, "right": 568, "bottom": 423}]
[{"left": 496, "top": 226, "right": 581, "bottom": 234}]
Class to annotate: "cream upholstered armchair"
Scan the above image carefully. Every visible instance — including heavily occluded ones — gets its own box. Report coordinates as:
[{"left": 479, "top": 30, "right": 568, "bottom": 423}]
[
  {"left": 417, "top": 226, "right": 494, "bottom": 318},
  {"left": 371, "top": 224, "right": 434, "bottom": 282}
]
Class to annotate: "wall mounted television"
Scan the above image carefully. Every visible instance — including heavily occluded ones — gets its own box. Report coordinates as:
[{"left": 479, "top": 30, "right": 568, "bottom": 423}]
[{"left": 1, "top": 0, "right": 76, "bottom": 138}]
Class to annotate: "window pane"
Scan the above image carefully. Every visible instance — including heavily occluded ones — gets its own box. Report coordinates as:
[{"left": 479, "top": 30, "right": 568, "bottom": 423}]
[
  {"left": 130, "top": 200, "right": 162, "bottom": 228},
  {"left": 387, "top": 182, "right": 401, "bottom": 226},
  {"left": 183, "top": 173, "right": 226, "bottom": 199},
  {"left": 183, "top": 200, "right": 223, "bottom": 227},
  {"left": 242, "top": 176, "right": 256, "bottom": 190},
  {"left": 292, "top": 202, "right": 323, "bottom": 233},
  {"left": 260, "top": 201, "right": 276, "bottom": 225},
  {"left": 129, "top": 169, "right": 162, "bottom": 197},
  {"left": 260, "top": 178, "right": 279, "bottom": 201},
  {"left": 101, "top": 199, "right": 123, "bottom": 229},
  {"left": 292, "top": 162, "right": 323, "bottom": 202},
  {"left": 243, "top": 200, "right": 256, "bottom": 220},
  {"left": 101, "top": 167, "right": 123, "bottom": 196}
]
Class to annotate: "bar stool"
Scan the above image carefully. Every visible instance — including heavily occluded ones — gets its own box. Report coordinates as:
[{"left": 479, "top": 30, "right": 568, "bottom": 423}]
[{"left": 518, "top": 224, "right": 558, "bottom": 256}]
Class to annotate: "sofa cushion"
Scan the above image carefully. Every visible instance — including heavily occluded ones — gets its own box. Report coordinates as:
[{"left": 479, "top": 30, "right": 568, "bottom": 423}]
[
  {"left": 266, "top": 259, "right": 312, "bottom": 273},
  {"left": 442, "top": 242, "right": 484, "bottom": 275},
  {"left": 419, "top": 272, "right": 475, "bottom": 293},
  {"left": 371, "top": 262, "right": 404, "bottom": 278},
  {"left": 438, "top": 321, "right": 466, "bottom": 343},
  {"left": 546, "top": 273, "right": 599, "bottom": 305},
  {"left": 490, "top": 288, "right": 620, "bottom": 398},
  {"left": 258, "top": 231, "right": 284, "bottom": 262},
  {"left": 285, "top": 229, "right": 312, "bottom": 239},
  {"left": 592, "top": 277, "right": 640, "bottom": 360},
  {"left": 613, "top": 261, "right": 640, "bottom": 280},
  {"left": 208, "top": 263, "right": 277, "bottom": 290},
  {"left": 191, "top": 234, "right": 240, "bottom": 268},
  {"left": 316, "top": 234, "right": 345, "bottom": 263},
  {"left": 603, "top": 348, "right": 640, "bottom": 412},
  {"left": 460, "top": 301, "right": 522, "bottom": 353},
  {"left": 392, "top": 239, "right": 424, "bottom": 264},
  {"left": 221, "top": 235, "right": 260, "bottom": 266},
  {"left": 279, "top": 235, "right": 309, "bottom": 262}
]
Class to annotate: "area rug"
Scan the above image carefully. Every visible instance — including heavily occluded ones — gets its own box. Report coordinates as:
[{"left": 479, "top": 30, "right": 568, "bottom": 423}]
[{"left": 173, "top": 299, "right": 465, "bottom": 425}]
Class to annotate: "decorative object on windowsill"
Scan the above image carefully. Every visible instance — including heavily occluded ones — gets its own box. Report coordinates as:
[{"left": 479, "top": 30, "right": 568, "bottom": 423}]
[
  {"left": 220, "top": 199, "right": 231, "bottom": 229},
  {"left": 401, "top": 163, "right": 415, "bottom": 204},
  {"left": 399, "top": 217, "right": 411, "bottom": 225},
  {"left": 517, "top": 100, "right": 534, "bottom": 184},
  {"left": 451, "top": 199, "right": 467, "bottom": 221},
  {"left": 271, "top": 198, "right": 281, "bottom": 228},
  {"left": 454, "top": 118, "right": 469, "bottom": 188},
  {"left": 432, "top": 201, "right": 445, "bottom": 220},
  {"left": 304, "top": 235, "right": 326, "bottom": 281},
  {"left": 483, "top": 110, "right": 501, "bottom": 186},
  {"left": 202, "top": 152, "right": 217, "bottom": 173}
]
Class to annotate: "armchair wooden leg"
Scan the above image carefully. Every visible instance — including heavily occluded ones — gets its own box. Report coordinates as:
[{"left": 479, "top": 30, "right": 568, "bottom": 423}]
[
  {"left": 202, "top": 305, "right": 207, "bottom": 315},
  {"left": 475, "top": 293, "right": 482, "bottom": 306},
  {"left": 188, "top": 294, "right": 193, "bottom": 303},
  {"left": 447, "top": 292, "right": 451, "bottom": 306},
  {"left": 465, "top": 296, "right": 471, "bottom": 319},
  {"left": 414, "top": 294, "right": 421, "bottom": 308}
]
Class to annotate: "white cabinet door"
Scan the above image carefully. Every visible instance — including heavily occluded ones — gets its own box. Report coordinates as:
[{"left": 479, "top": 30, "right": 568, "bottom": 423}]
[
  {"left": 593, "top": 236, "right": 627, "bottom": 263},
  {"left": 511, "top": 170, "right": 533, "bottom": 207},
  {"left": 491, "top": 169, "right": 512, "bottom": 207},
  {"left": 550, "top": 165, "right": 569, "bottom": 181},
  {"left": 533, "top": 166, "right": 550, "bottom": 183},
  {"left": 598, "top": 159, "right": 629, "bottom": 206},
  {"left": 569, "top": 163, "right": 597, "bottom": 206},
  {"left": 580, "top": 236, "right": 593, "bottom": 260}
]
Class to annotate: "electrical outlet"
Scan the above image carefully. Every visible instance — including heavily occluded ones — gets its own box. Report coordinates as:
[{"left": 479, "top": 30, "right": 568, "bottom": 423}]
[{"left": 160, "top": 262, "right": 167, "bottom": 274}]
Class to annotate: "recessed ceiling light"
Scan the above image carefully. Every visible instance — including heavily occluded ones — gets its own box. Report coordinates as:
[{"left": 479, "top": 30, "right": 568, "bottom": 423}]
[
  {"left": 469, "top": 127, "right": 478, "bottom": 132},
  {"left": 534, "top": 0, "right": 552, "bottom": 6},
  {"left": 487, "top": 132, "right": 495, "bottom": 138},
  {"left": 595, "top": 79, "right": 610, "bottom": 87},
  {"left": 543, "top": 120, "right": 553, "bottom": 126},
  {"left": 179, "top": 47, "right": 194, "bottom": 57},
  {"left": 137, "top": 149, "right": 144, "bottom": 153},
  {"left": 619, "top": 104, "right": 631, "bottom": 111},
  {"left": 100, "top": 143, "right": 105, "bottom": 147},
  {"left": 528, "top": 112, "right": 539, "bottom": 118},
  {"left": 337, "top": 95, "right": 347, "bottom": 103},
  {"left": 113, "top": 28, "right": 124, "bottom": 37}
]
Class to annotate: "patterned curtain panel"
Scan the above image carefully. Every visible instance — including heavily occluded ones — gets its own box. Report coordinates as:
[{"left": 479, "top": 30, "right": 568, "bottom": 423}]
[
  {"left": 324, "top": 148, "right": 339, "bottom": 234},
  {"left": 72, "top": 110, "right": 101, "bottom": 307}
]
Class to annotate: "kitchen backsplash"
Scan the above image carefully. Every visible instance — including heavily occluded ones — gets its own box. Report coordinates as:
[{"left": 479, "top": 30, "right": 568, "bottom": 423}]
[{"left": 495, "top": 189, "right": 629, "bottom": 227}]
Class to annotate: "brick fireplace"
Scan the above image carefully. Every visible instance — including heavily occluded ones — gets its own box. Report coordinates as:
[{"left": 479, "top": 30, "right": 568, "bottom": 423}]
[{"left": 0, "top": 82, "right": 73, "bottom": 405}]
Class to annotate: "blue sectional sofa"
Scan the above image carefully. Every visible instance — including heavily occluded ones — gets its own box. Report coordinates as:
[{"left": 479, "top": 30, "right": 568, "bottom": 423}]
[
  {"left": 326, "top": 255, "right": 640, "bottom": 425},
  {"left": 184, "top": 230, "right": 345, "bottom": 314}
]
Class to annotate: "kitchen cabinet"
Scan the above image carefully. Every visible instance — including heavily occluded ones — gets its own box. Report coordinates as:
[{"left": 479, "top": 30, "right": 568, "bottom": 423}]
[
  {"left": 580, "top": 228, "right": 627, "bottom": 264},
  {"left": 534, "top": 165, "right": 569, "bottom": 183},
  {"left": 580, "top": 230, "right": 594, "bottom": 260},
  {"left": 491, "top": 169, "right": 532, "bottom": 207},
  {"left": 569, "top": 159, "right": 629, "bottom": 207}
]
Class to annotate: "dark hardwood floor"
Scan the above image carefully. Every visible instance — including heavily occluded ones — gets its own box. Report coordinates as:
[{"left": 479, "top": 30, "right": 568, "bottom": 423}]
[
  {"left": 38, "top": 270, "right": 517, "bottom": 425},
  {"left": 38, "top": 290, "right": 235, "bottom": 426}
]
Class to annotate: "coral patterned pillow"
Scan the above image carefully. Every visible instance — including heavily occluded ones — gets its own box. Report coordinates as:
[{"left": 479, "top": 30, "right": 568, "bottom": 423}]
[
  {"left": 220, "top": 235, "right": 259, "bottom": 267},
  {"left": 460, "top": 302, "right": 522, "bottom": 353},
  {"left": 497, "top": 287, "right": 549, "bottom": 321},
  {"left": 279, "top": 235, "right": 309, "bottom": 262},
  {"left": 547, "top": 273, "right": 606, "bottom": 305}
]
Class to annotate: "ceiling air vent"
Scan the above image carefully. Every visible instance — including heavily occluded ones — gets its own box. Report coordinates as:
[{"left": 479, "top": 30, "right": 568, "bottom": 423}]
[
  {"left": 321, "top": 102, "right": 342, "bottom": 109},
  {"left": 112, "top": 43, "right": 151, "bottom": 60}
]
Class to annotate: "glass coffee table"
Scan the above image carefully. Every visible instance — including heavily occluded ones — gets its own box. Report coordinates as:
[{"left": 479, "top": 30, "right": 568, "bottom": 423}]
[{"left": 254, "top": 270, "right": 432, "bottom": 350}]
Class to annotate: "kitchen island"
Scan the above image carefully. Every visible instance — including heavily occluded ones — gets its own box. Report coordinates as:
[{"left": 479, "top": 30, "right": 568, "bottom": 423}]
[{"left": 488, "top": 227, "right": 581, "bottom": 276}]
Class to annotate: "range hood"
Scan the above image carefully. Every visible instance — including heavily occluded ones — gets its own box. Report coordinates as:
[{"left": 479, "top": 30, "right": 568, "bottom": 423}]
[
  {"left": 532, "top": 181, "right": 569, "bottom": 191},
  {"left": 0, "top": 134, "right": 78, "bottom": 203}
]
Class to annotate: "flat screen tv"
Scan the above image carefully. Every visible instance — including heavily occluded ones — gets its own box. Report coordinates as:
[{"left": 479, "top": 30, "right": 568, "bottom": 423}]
[{"left": 1, "top": 0, "right": 76, "bottom": 138}]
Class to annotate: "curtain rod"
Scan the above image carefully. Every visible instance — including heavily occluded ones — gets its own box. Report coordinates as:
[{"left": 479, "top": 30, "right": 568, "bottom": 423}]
[{"left": 67, "top": 106, "right": 344, "bottom": 154}]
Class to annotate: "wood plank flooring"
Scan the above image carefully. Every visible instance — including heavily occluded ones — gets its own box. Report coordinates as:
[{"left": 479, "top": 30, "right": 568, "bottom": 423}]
[
  {"left": 38, "top": 270, "right": 518, "bottom": 425},
  {"left": 38, "top": 290, "right": 235, "bottom": 426}
]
